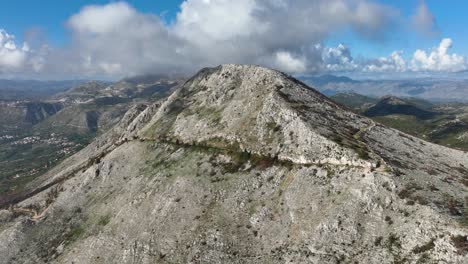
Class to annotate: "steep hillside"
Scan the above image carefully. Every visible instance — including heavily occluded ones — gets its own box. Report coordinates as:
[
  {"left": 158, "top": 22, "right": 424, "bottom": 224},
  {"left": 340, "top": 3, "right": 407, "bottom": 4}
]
[
  {"left": 330, "top": 92, "right": 379, "bottom": 112},
  {"left": 0, "top": 101, "right": 28, "bottom": 134},
  {"left": 0, "top": 76, "right": 184, "bottom": 196},
  {"left": 364, "top": 96, "right": 437, "bottom": 120},
  {"left": 24, "top": 102, "right": 64, "bottom": 125},
  {"left": 54, "top": 75, "right": 181, "bottom": 104},
  {"left": 331, "top": 93, "right": 468, "bottom": 151},
  {"left": 0, "top": 65, "right": 466, "bottom": 264}
]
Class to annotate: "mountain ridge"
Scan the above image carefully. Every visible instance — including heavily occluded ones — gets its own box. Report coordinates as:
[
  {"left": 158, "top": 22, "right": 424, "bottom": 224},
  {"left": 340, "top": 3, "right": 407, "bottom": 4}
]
[
  {"left": 304, "top": 75, "right": 468, "bottom": 103},
  {"left": 364, "top": 96, "right": 437, "bottom": 120},
  {"left": 137, "top": 65, "right": 377, "bottom": 168},
  {"left": 0, "top": 64, "right": 466, "bottom": 263}
]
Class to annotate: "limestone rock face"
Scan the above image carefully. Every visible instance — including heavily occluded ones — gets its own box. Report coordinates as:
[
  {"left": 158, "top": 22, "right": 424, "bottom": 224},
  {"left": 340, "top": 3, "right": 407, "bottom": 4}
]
[
  {"left": 141, "top": 65, "right": 374, "bottom": 168},
  {"left": 0, "top": 65, "right": 466, "bottom": 264}
]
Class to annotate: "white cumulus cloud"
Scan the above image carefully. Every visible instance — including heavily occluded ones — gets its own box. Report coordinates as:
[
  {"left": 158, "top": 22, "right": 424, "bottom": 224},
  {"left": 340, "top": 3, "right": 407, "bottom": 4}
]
[
  {"left": 47, "top": 0, "right": 399, "bottom": 77},
  {"left": 274, "top": 51, "right": 307, "bottom": 73},
  {"left": 322, "top": 44, "right": 358, "bottom": 72},
  {"left": 411, "top": 38, "right": 467, "bottom": 72},
  {"left": 63, "top": 2, "right": 188, "bottom": 76},
  {"left": 0, "top": 29, "right": 30, "bottom": 71},
  {"left": 317, "top": 39, "right": 467, "bottom": 74},
  {"left": 165, "top": 0, "right": 399, "bottom": 75},
  {"left": 364, "top": 51, "right": 407, "bottom": 72},
  {"left": 1, "top": 1, "right": 467, "bottom": 78}
]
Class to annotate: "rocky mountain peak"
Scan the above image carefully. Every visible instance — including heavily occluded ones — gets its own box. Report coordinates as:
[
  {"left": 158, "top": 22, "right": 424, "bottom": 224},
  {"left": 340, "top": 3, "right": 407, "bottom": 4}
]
[
  {"left": 380, "top": 95, "right": 406, "bottom": 105},
  {"left": 365, "top": 95, "right": 436, "bottom": 119},
  {"left": 0, "top": 65, "right": 467, "bottom": 263},
  {"left": 138, "top": 64, "right": 376, "bottom": 168}
]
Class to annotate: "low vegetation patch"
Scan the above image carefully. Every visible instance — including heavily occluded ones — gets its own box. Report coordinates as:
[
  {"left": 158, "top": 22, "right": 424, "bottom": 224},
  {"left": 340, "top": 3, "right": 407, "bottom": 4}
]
[
  {"left": 158, "top": 136, "right": 294, "bottom": 173},
  {"left": 266, "top": 121, "right": 282, "bottom": 133},
  {"left": 97, "top": 214, "right": 111, "bottom": 226},
  {"left": 384, "top": 233, "right": 402, "bottom": 253},
  {"left": 398, "top": 182, "right": 425, "bottom": 205},
  {"left": 65, "top": 225, "right": 85, "bottom": 243},
  {"left": 45, "top": 185, "right": 63, "bottom": 206},
  {"left": 450, "top": 235, "right": 468, "bottom": 255},
  {"left": 349, "top": 143, "right": 371, "bottom": 160},
  {"left": 445, "top": 197, "right": 463, "bottom": 216},
  {"left": 412, "top": 238, "right": 436, "bottom": 254},
  {"left": 374, "top": 236, "right": 383, "bottom": 246}
]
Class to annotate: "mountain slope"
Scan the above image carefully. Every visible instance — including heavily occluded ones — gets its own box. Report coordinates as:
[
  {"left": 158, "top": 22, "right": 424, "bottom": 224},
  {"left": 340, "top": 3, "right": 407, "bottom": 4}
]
[
  {"left": 0, "top": 65, "right": 466, "bottom": 263},
  {"left": 0, "top": 76, "right": 185, "bottom": 195},
  {"left": 365, "top": 96, "right": 437, "bottom": 120},
  {"left": 332, "top": 93, "right": 468, "bottom": 151},
  {"left": 330, "top": 92, "right": 379, "bottom": 111}
]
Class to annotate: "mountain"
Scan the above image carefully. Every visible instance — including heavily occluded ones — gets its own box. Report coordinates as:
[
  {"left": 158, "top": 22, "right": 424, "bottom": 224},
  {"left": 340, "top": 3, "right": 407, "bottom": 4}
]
[
  {"left": 24, "top": 102, "right": 64, "bottom": 125},
  {"left": 301, "top": 75, "right": 358, "bottom": 96},
  {"left": 54, "top": 75, "right": 182, "bottom": 104},
  {"left": 304, "top": 76, "right": 468, "bottom": 103},
  {"left": 301, "top": 74, "right": 357, "bottom": 87},
  {"left": 0, "top": 65, "right": 466, "bottom": 263},
  {"left": 364, "top": 96, "right": 437, "bottom": 120},
  {"left": 0, "top": 79, "right": 88, "bottom": 133},
  {"left": 44, "top": 76, "right": 183, "bottom": 134},
  {"left": 330, "top": 92, "right": 379, "bottom": 111},
  {"left": 330, "top": 92, "right": 468, "bottom": 151},
  {"left": 431, "top": 119, "right": 468, "bottom": 139},
  {"left": 0, "top": 80, "right": 87, "bottom": 101},
  {"left": 0, "top": 76, "right": 185, "bottom": 195}
]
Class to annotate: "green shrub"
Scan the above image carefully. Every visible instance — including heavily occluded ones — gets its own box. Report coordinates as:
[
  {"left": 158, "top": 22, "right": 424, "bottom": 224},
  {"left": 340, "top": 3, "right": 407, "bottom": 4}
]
[
  {"left": 97, "top": 214, "right": 111, "bottom": 226},
  {"left": 412, "top": 238, "right": 435, "bottom": 254}
]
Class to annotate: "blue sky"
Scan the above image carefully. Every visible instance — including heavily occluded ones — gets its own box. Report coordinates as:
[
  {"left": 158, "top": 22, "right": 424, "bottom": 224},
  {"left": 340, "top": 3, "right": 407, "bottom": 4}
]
[
  {"left": 2, "top": 0, "right": 465, "bottom": 52},
  {"left": 0, "top": 0, "right": 467, "bottom": 79},
  {"left": 324, "top": 0, "right": 468, "bottom": 57},
  {"left": 0, "top": 1, "right": 183, "bottom": 45}
]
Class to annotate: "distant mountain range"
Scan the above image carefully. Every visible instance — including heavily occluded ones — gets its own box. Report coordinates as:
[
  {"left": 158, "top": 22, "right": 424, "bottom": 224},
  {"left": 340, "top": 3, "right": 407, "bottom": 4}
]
[
  {"left": 301, "top": 74, "right": 468, "bottom": 102},
  {"left": 0, "top": 79, "right": 88, "bottom": 101},
  {"left": 300, "top": 74, "right": 357, "bottom": 87},
  {"left": 0, "top": 75, "right": 184, "bottom": 194},
  {"left": 364, "top": 96, "right": 437, "bottom": 120},
  {"left": 330, "top": 92, "right": 468, "bottom": 151}
]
